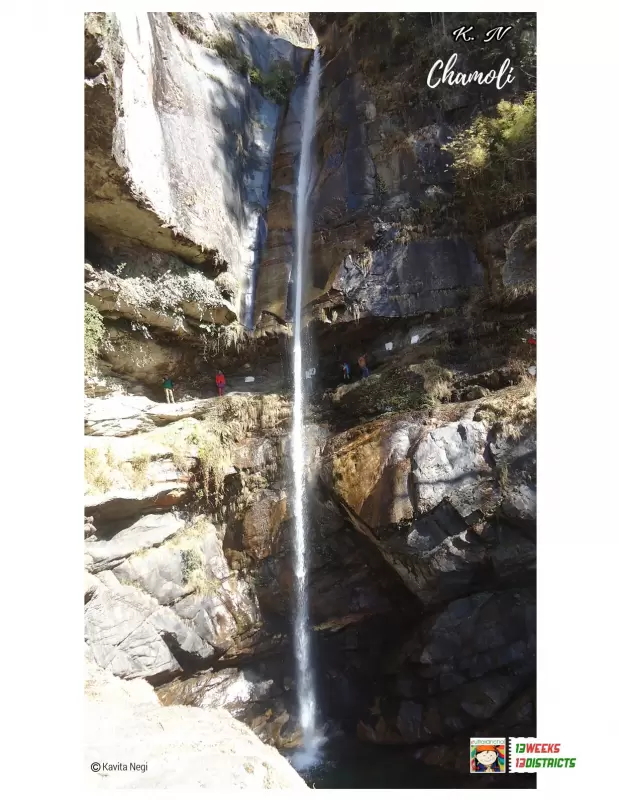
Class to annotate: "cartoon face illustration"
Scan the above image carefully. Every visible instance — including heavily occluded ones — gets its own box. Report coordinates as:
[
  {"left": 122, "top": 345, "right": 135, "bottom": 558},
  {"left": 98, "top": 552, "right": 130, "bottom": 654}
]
[
  {"left": 470, "top": 740, "right": 505, "bottom": 773},
  {"left": 476, "top": 749, "right": 498, "bottom": 766}
]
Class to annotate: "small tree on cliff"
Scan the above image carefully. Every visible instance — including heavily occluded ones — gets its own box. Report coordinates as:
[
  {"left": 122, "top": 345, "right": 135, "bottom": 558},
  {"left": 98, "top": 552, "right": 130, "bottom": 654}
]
[
  {"left": 84, "top": 303, "right": 105, "bottom": 375},
  {"left": 444, "top": 92, "right": 536, "bottom": 232}
]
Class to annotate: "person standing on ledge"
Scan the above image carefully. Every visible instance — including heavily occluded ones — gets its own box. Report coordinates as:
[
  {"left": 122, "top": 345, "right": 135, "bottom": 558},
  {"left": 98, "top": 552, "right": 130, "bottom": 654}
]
[
  {"left": 341, "top": 361, "right": 351, "bottom": 382},
  {"left": 358, "top": 354, "right": 369, "bottom": 379},
  {"left": 163, "top": 376, "right": 174, "bottom": 404},
  {"left": 215, "top": 369, "right": 226, "bottom": 397}
]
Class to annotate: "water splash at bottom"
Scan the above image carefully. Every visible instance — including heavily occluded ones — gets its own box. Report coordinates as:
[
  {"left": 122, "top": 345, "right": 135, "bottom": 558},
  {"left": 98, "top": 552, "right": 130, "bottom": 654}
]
[{"left": 290, "top": 732, "right": 328, "bottom": 772}]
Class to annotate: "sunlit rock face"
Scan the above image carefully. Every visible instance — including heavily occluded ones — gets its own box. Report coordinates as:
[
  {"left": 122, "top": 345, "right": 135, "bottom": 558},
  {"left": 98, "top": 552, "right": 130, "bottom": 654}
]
[
  {"left": 85, "top": 515, "right": 264, "bottom": 680},
  {"left": 85, "top": 11, "right": 312, "bottom": 331}
]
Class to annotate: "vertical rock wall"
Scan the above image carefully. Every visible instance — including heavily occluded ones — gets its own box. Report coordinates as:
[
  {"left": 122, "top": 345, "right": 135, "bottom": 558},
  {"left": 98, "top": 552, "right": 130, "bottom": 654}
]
[{"left": 86, "top": 11, "right": 312, "bottom": 334}]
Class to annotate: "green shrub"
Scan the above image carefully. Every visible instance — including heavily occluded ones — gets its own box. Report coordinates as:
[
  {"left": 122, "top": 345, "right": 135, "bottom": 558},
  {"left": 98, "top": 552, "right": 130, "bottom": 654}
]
[
  {"left": 84, "top": 303, "right": 105, "bottom": 375},
  {"left": 168, "top": 14, "right": 248, "bottom": 74},
  {"left": 263, "top": 61, "right": 296, "bottom": 104},
  {"left": 443, "top": 93, "right": 536, "bottom": 232},
  {"left": 250, "top": 61, "right": 296, "bottom": 105},
  {"left": 248, "top": 66, "right": 264, "bottom": 89},
  {"left": 209, "top": 33, "right": 249, "bottom": 74},
  {"left": 180, "top": 546, "right": 221, "bottom": 595}
]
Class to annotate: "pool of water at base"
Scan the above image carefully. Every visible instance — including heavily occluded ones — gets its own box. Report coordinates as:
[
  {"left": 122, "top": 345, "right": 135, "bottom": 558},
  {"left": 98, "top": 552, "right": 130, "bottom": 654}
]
[{"left": 289, "top": 737, "right": 536, "bottom": 790}]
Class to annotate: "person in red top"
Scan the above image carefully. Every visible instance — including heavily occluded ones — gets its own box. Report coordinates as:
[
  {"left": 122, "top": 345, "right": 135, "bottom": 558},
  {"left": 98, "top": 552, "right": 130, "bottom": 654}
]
[{"left": 215, "top": 370, "right": 226, "bottom": 397}]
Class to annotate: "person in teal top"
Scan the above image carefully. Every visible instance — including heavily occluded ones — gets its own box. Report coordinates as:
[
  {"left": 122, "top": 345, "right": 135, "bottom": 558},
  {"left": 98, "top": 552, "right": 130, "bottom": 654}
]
[{"left": 163, "top": 377, "right": 174, "bottom": 404}]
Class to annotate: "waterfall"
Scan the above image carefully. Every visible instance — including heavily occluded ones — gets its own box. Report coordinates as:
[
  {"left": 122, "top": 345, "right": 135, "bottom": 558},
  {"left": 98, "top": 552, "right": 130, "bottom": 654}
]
[{"left": 291, "top": 50, "right": 321, "bottom": 763}]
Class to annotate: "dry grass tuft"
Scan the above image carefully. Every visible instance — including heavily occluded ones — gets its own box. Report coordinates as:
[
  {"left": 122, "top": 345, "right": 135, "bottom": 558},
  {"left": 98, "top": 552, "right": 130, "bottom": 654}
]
[
  {"left": 128, "top": 452, "right": 151, "bottom": 491},
  {"left": 474, "top": 379, "right": 536, "bottom": 440},
  {"left": 409, "top": 360, "right": 454, "bottom": 406},
  {"left": 84, "top": 448, "right": 113, "bottom": 494},
  {"left": 162, "top": 517, "right": 223, "bottom": 596}
]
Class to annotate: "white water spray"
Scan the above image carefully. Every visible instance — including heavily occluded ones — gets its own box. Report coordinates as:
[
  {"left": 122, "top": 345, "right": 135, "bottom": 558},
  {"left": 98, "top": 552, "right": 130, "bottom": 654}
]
[{"left": 291, "top": 50, "right": 321, "bottom": 762}]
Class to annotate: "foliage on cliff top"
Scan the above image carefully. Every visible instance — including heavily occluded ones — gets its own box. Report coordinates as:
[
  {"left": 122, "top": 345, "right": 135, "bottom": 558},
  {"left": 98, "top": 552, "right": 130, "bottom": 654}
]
[
  {"left": 168, "top": 14, "right": 249, "bottom": 73},
  {"left": 239, "top": 12, "right": 317, "bottom": 48},
  {"left": 444, "top": 93, "right": 536, "bottom": 233},
  {"left": 85, "top": 303, "right": 106, "bottom": 376}
]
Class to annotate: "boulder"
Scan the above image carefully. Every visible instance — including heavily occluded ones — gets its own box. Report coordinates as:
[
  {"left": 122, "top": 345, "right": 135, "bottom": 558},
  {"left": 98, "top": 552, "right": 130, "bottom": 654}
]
[
  {"left": 100, "top": 325, "right": 195, "bottom": 385},
  {"left": 85, "top": 486, "right": 189, "bottom": 525},
  {"left": 84, "top": 430, "right": 196, "bottom": 523},
  {"left": 157, "top": 667, "right": 276, "bottom": 715},
  {"left": 407, "top": 588, "right": 535, "bottom": 668},
  {"left": 321, "top": 417, "right": 421, "bottom": 531},
  {"left": 155, "top": 665, "right": 305, "bottom": 748},
  {"left": 412, "top": 419, "right": 498, "bottom": 518},
  {"left": 382, "top": 501, "right": 487, "bottom": 606},
  {"left": 85, "top": 394, "right": 156, "bottom": 436},
  {"left": 357, "top": 502, "right": 534, "bottom": 607},
  {"left": 84, "top": 571, "right": 202, "bottom": 680},
  {"left": 85, "top": 660, "right": 308, "bottom": 789}
]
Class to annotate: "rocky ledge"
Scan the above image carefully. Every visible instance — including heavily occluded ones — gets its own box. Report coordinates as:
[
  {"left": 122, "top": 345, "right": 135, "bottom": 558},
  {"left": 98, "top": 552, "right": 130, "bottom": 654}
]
[{"left": 84, "top": 659, "right": 308, "bottom": 789}]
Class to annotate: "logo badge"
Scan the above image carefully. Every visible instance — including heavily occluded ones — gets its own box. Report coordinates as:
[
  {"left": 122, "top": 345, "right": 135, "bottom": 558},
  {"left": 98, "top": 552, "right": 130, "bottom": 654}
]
[{"left": 470, "top": 738, "right": 506, "bottom": 773}]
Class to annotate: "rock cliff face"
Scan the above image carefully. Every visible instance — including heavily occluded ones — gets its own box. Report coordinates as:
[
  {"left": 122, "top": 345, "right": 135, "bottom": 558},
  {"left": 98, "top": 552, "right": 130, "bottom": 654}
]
[
  {"left": 84, "top": 11, "right": 536, "bottom": 788},
  {"left": 85, "top": 11, "right": 312, "bottom": 396},
  {"left": 256, "top": 11, "right": 535, "bottom": 322}
]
